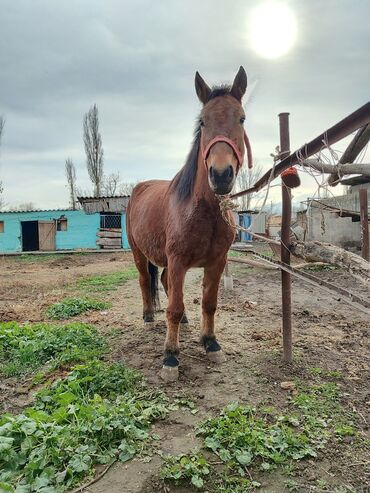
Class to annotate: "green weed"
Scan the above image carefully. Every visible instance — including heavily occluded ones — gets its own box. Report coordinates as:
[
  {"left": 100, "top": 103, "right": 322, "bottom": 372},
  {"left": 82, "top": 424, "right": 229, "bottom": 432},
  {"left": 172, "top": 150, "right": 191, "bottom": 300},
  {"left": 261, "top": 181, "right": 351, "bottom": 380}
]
[
  {"left": 197, "top": 403, "right": 317, "bottom": 471},
  {"left": 161, "top": 382, "right": 357, "bottom": 492},
  {"left": 160, "top": 452, "right": 210, "bottom": 489},
  {"left": 47, "top": 297, "right": 110, "bottom": 319},
  {"left": 77, "top": 267, "right": 138, "bottom": 292},
  {"left": 308, "top": 367, "right": 342, "bottom": 380},
  {"left": 216, "top": 476, "right": 261, "bottom": 492},
  {"left": 0, "top": 322, "right": 107, "bottom": 377},
  {"left": 284, "top": 479, "right": 300, "bottom": 491},
  {"left": 0, "top": 360, "right": 168, "bottom": 492}
]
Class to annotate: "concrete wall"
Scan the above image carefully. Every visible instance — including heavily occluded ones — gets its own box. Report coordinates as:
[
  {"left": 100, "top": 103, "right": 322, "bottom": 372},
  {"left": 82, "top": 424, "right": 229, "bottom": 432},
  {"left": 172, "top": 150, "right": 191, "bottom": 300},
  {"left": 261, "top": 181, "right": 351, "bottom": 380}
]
[
  {"left": 306, "top": 190, "right": 370, "bottom": 249},
  {"left": 0, "top": 209, "right": 129, "bottom": 252},
  {"left": 307, "top": 209, "right": 365, "bottom": 249},
  {"left": 250, "top": 212, "right": 267, "bottom": 235}
]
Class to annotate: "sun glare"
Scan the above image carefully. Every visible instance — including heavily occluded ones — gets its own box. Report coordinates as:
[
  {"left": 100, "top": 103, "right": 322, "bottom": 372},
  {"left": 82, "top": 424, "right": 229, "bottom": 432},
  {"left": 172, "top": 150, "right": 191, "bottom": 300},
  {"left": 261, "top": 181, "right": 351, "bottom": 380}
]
[{"left": 248, "top": 2, "right": 297, "bottom": 59}]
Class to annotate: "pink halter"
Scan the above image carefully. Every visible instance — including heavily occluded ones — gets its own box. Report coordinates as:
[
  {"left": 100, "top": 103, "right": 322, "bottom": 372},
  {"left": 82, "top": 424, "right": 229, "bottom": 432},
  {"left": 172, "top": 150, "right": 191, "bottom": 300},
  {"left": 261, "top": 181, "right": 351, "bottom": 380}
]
[{"left": 202, "top": 131, "right": 253, "bottom": 171}]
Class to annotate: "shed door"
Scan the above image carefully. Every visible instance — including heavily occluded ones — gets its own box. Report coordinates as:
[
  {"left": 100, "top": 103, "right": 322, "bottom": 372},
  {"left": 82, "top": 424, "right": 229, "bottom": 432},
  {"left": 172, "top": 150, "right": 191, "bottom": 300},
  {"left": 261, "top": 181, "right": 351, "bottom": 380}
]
[{"left": 38, "top": 221, "right": 56, "bottom": 251}]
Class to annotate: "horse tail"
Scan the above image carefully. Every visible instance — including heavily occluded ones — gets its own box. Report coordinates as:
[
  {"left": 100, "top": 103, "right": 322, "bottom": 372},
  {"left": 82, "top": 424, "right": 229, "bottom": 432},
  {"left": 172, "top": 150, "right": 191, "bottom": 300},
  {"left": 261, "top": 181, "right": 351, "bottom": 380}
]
[{"left": 148, "top": 262, "right": 160, "bottom": 311}]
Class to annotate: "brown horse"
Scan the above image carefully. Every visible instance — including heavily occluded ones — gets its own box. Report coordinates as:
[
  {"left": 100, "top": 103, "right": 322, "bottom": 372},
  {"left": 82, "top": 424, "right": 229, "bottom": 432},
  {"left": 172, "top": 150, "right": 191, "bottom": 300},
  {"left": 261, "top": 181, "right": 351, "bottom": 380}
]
[{"left": 126, "top": 67, "right": 252, "bottom": 381}]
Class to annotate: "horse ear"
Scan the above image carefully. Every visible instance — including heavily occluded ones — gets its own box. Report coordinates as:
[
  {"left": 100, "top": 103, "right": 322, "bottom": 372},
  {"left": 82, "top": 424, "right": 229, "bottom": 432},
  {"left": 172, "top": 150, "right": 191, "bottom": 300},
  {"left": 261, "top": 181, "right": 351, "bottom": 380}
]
[
  {"left": 230, "top": 66, "right": 248, "bottom": 101},
  {"left": 195, "top": 71, "right": 211, "bottom": 105}
]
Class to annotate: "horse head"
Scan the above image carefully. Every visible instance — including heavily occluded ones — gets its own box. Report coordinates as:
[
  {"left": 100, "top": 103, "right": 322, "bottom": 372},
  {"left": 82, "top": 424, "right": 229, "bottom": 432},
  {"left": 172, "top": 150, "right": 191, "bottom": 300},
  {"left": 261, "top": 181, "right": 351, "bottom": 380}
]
[{"left": 195, "top": 66, "right": 252, "bottom": 195}]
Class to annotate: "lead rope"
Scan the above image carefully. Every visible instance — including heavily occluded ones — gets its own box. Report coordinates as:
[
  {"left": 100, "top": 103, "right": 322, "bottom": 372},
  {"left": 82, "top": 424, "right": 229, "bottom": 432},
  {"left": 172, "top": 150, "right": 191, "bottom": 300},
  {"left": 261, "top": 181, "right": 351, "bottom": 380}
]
[{"left": 218, "top": 195, "right": 279, "bottom": 244}]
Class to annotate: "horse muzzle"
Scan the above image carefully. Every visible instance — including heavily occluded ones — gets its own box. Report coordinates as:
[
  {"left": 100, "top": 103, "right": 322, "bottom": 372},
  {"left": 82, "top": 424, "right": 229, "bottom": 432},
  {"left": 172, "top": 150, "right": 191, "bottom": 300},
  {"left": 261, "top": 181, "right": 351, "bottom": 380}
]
[{"left": 208, "top": 165, "right": 235, "bottom": 195}]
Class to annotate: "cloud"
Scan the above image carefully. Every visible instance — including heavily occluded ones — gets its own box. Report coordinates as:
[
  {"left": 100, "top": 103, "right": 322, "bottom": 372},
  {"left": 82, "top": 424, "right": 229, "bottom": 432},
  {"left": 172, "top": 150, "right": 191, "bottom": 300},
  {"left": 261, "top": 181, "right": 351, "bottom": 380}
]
[{"left": 0, "top": 0, "right": 369, "bottom": 208}]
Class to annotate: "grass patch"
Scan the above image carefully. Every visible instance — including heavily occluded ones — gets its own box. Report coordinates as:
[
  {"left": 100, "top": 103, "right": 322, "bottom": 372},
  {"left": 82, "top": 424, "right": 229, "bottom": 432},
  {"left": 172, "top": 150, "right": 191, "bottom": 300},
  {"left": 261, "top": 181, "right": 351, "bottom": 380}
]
[
  {"left": 47, "top": 297, "right": 110, "bottom": 320},
  {"left": 0, "top": 360, "right": 168, "bottom": 492},
  {"left": 0, "top": 322, "right": 107, "bottom": 377},
  {"left": 228, "top": 250, "right": 244, "bottom": 258},
  {"left": 261, "top": 251, "right": 274, "bottom": 258},
  {"left": 309, "top": 367, "right": 342, "bottom": 379},
  {"left": 77, "top": 267, "right": 138, "bottom": 292},
  {"left": 161, "top": 382, "right": 357, "bottom": 491},
  {"left": 13, "top": 253, "right": 88, "bottom": 264}
]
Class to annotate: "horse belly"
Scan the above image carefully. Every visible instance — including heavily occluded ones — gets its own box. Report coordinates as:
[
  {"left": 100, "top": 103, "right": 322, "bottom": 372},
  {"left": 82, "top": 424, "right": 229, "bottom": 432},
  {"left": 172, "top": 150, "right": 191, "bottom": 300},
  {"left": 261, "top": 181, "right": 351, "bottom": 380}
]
[{"left": 127, "top": 181, "right": 169, "bottom": 267}]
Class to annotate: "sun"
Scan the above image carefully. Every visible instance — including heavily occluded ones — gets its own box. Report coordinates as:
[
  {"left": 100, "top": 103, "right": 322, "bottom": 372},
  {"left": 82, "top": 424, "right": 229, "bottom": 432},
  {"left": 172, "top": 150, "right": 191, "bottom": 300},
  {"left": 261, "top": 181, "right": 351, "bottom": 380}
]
[{"left": 248, "top": 2, "right": 297, "bottom": 59}]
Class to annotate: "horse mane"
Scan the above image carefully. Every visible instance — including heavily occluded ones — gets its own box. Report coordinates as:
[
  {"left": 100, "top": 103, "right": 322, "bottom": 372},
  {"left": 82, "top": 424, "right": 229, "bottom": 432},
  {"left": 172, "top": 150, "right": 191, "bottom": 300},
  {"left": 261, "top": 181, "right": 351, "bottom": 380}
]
[{"left": 171, "top": 85, "right": 232, "bottom": 201}]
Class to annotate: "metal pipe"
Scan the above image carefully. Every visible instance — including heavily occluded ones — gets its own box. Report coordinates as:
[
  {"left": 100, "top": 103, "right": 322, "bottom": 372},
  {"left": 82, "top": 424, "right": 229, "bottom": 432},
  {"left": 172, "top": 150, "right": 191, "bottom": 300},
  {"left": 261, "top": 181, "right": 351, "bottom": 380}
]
[
  {"left": 279, "top": 113, "right": 293, "bottom": 363},
  {"left": 232, "top": 101, "right": 370, "bottom": 198},
  {"left": 359, "top": 189, "right": 369, "bottom": 261}
]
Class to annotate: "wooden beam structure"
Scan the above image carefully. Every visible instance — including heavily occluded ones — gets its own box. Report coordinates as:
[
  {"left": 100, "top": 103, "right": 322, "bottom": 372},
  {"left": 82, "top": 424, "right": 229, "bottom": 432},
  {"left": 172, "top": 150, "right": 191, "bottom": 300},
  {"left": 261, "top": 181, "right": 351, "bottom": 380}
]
[
  {"left": 301, "top": 159, "right": 370, "bottom": 176},
  {"left": 231, "top": 101, "right": 370, "bottom": 199},
  {"left": 328, "top": 123, "right": 370, "bottom": 186}
]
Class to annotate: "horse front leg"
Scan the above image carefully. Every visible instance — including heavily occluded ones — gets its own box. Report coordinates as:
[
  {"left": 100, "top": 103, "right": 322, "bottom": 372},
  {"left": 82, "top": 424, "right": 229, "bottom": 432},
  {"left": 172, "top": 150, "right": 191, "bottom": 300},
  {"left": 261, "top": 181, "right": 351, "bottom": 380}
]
[
  {"left": 161, "top": 258, "right": 187, "bottom": 382},
  {"left": 201, "top": 259, "right": 226, "bottom": 363}
]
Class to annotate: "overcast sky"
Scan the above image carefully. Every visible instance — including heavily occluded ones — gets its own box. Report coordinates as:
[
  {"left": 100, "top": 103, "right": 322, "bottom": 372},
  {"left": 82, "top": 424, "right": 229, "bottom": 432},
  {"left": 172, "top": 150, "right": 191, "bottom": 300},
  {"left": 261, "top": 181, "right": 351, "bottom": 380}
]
[{"left": 0, "top": 0, "right": 369, "bottom": 209}]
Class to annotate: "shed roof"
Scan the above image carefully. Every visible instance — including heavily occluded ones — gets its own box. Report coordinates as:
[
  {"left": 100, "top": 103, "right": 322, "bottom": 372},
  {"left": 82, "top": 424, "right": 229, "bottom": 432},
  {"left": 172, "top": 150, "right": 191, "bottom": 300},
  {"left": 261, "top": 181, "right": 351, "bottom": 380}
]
[
  {"left": 339, "top": 176, "right": 370, "bottom": 187},
  {"left": 308, "top": 199, "right": 361, "bottom": 219},
  {"left": 0, "top": 208, "right": 73, "bottom": 214},
  {"left": 77, "top": 195, "right": 130, "bottom": 201},
  {"left": 77, "top": 195, "right": 130, "bottom": 214}
]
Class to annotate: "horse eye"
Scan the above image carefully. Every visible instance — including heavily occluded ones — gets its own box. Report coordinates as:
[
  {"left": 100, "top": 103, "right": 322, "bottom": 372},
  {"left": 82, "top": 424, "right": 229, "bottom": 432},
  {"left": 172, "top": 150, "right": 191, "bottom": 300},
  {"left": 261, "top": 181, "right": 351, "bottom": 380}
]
[
  {"left": 200, "top": 119, "right": 205, "bottom": 127},
  {"left": 240, "top": 117, "right": 245, "bottom": 125}
]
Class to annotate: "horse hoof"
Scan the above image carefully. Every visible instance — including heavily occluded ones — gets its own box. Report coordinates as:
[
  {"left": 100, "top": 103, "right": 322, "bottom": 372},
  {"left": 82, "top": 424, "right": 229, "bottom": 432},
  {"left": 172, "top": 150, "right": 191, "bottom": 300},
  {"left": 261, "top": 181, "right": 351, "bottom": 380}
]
[
  {"left": 144, "top": 321, "right": 155, "bottom": 329},
  {"left": 161, "top": 365, "right": 179, "bottom": 382},
  {"left": 180, "top": 314, "right": 189, "bottom": 329},
  {"left": 207, "top": 350, "right": 225, "bottom": 364}
]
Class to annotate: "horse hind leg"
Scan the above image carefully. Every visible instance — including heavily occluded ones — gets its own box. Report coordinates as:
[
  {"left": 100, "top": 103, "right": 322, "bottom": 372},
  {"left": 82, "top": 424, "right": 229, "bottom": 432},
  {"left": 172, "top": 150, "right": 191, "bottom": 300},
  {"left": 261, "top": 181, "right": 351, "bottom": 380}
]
[
  {"left": 132, "top": 248, "right": 158, "bottom": 327},
  {"left": 161, "top": 267, "right": 189, "bottom": 328}
]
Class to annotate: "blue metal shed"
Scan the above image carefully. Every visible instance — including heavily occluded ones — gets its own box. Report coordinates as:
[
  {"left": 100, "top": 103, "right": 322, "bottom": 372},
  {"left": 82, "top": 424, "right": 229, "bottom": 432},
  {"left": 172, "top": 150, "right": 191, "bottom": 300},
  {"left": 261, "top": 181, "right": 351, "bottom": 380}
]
[
  {"left": 0, "top": 207, "right": 129, "bottom": 253},
  {"left": 239, "top": 213, "right": 252, "bottom": 241}
]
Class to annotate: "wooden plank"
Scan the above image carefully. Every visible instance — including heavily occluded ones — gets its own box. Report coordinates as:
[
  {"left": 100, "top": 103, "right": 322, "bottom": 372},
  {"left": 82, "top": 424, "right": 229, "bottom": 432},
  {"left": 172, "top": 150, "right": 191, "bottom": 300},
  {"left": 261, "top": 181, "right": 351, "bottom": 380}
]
[
  {"left": 38, "top": 221, "right": 56, "bottom": 251},
  {"left": 228, "top": 256, "right": 278, "bottom": 270},
  {"left": 97, "top": 231, "right": 122, "bottom": 238},
  {"left": 100, "top": 228, "right": 122, "bottom": 232},
  {"left": 328, "top": 123, "right": 370, "bottom": 185},
  {"left": 96, "top": 237, "right": 122, "bottom": 247}
]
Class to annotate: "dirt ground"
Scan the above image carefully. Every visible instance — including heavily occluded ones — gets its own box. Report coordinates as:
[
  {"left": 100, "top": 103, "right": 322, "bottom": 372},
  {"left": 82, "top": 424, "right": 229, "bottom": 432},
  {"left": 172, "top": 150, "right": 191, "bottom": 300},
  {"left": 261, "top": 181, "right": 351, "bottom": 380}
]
[{"left": 0, "top": 250, "right": 369, "bottom": 492}]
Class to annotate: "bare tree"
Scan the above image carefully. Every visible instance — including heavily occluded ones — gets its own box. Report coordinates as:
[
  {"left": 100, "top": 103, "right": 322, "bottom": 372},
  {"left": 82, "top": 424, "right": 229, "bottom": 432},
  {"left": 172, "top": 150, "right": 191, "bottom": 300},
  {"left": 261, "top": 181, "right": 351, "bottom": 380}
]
[
  {"left": 0, "top": 116, "right": 4, "bottom": 146},
  {"left": 119, "top": 181, "right": 137, "bottom": 196},
  {"left": 83, "top": 104, "right": 104, "bottom": 197},
  {"left": 65, "top": 158, "right": 77, "bottom": 209},
  {"left": 103, "top": 172, "right": 121, "bottom": 196},
  {"left": 10, "top": 202, "right": 36, "bottom": 211},
  {"left": 0, "top": 181, "right": 4, "bottom": 210},
  {"left": 235, "top": 163, "right": 263, "bottom": 210}
]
